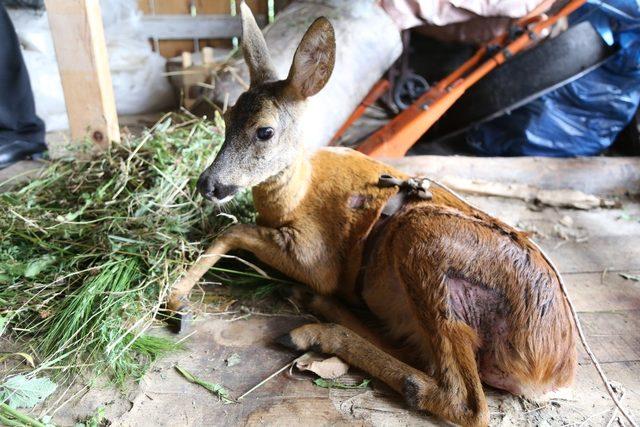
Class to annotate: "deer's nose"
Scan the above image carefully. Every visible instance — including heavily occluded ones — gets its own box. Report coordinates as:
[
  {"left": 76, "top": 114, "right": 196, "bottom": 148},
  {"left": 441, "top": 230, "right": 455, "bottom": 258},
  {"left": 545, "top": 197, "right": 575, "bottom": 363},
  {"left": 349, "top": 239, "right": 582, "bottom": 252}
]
[
  {"left": 196, "top": 174, "right": 213, "bottom": 199},
  {"left": 197, "top": 174, "right": 238, "bottom": 202}
]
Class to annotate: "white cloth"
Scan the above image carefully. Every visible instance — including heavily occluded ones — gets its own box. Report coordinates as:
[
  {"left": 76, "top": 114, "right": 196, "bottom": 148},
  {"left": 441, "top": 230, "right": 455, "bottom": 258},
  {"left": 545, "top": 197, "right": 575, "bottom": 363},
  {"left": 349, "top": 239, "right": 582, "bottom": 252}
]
[{"left": 380, "top": 0, "right": 551, "bottom": 29}]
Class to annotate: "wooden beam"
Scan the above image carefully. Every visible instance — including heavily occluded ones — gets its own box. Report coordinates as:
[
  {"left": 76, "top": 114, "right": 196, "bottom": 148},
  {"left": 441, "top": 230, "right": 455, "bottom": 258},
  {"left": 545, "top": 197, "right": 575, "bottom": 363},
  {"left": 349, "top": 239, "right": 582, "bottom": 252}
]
[
  {"left": 140, "top": 14, "right": 267, "bottom": 40},
  {"left": 45, "top": 0, "right": 120, "bottom": 152},
  {"left": 389, "top": 156, "right": 640, "bottom": 196}
]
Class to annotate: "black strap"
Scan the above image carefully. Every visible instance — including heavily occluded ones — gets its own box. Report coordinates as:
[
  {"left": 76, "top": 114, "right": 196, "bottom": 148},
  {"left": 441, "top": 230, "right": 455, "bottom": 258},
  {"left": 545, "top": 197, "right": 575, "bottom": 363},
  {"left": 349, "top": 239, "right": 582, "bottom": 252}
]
[
  {"left": 354, "top": 175, "right": 433, "bottom": 304},
  {"left": 377, "top": 174, "right": 432, "bottom": 217}
]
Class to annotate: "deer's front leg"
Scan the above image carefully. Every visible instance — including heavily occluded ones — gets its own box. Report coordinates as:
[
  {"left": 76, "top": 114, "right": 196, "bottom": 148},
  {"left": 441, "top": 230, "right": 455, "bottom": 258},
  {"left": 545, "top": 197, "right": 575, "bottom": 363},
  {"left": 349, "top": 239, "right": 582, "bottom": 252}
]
[
  {"left": 166, "top": 233, "right": 234, "bottom": 332},
  {"left": 167, "top": 223, "right": 325, "bottom": 332},
  {"left": 220, "top": 223, "right": 327, "bottom": 288}
]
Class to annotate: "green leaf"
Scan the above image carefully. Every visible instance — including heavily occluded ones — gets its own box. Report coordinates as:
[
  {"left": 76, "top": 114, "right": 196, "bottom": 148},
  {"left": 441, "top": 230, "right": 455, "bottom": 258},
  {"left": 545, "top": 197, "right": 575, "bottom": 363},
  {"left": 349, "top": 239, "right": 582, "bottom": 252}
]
[
  {"left": 23, "top": 256, "right": 56, "bottom": 279},
  {"left": 313, "top": 378, "right": 371, "bottom": 390},
  {"left": 619, "top": 273, "right": 640, "bottom": 282},
  {"left": 0, "top": 317, "right": 7, "bottom": 338},
  {"left": 55, "top": 199, "right": 91, "bottom": 222},
  {"left": 174, "top": 366, "right": 235, "bottom": 404},
  {"left": 0, "top": 375, "right": 57, "bottom": 409}
]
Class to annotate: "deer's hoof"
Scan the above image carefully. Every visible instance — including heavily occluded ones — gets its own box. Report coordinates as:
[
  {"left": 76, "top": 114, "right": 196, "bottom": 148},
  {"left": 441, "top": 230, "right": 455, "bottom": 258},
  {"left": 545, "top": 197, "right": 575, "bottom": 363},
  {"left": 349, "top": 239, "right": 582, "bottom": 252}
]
[
  {"left": 165, "top": 298, "right": 192, "bottom": 334},
  {"left": 274, "top": 332, "right": 299, "bottom": 350},
  {"left": 274, "top": 325, "right": 324, "bottom": 354},
  {"left": 170, "top": 308, "right": 192, "bottom": 334}
]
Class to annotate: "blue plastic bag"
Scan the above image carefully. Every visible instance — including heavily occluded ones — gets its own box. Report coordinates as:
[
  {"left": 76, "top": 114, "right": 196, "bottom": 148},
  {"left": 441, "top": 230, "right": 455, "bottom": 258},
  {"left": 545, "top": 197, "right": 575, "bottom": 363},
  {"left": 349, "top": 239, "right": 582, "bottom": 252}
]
[{"left": 467, "top": 0, "right": 640, "bottom": 157}]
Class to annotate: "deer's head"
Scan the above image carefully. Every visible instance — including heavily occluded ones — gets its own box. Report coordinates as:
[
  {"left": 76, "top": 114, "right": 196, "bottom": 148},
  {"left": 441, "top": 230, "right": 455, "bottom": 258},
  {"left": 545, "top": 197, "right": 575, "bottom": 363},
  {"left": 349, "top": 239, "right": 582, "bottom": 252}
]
[{"left": 197, "top": 2, "right": 335, "bottom": 203}]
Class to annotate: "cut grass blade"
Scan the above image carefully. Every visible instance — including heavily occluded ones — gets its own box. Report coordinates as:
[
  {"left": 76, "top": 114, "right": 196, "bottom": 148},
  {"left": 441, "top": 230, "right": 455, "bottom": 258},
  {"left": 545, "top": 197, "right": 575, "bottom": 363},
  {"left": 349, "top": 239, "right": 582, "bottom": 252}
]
[
  {"left": 0, "top": 403, "right": 47, "bottom": 427},
  {"left": 619, "top": 273, "right": 640, "bottom": 282},
  {"left": 174, "top": 366, "right": 235, "bottom": 404},
  {"left": 313, "top": 378, "right": 371, "bottom": 390}
]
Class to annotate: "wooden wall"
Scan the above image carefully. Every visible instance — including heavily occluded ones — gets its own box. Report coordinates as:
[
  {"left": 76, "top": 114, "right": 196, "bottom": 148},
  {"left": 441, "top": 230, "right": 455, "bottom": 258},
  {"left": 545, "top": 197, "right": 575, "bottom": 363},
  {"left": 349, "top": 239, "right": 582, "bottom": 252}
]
[{"left": 137, "top": 0, "right": 270, "bottom": 58}]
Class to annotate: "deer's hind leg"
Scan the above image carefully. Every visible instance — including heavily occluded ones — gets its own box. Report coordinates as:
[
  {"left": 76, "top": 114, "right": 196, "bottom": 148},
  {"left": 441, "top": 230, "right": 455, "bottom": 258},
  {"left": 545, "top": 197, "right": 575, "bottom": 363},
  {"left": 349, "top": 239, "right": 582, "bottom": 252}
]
[
  {"left": 283, "top": 265, "right": 490, "bottom": 425},
  {"left": 374, "top": 220, "right": 491, "bottom": 426},
  {"left": 281, "top": 232, "right": 491, "bottom": 425},
  {"left": 281, "top": 320, "right": 489, "bottom": 426},
  {"left": 279, "top": 322, "right": 437, "bottom": 400},
  {"left": 392, "top": 261, "right": 490, "bottom": 427}
]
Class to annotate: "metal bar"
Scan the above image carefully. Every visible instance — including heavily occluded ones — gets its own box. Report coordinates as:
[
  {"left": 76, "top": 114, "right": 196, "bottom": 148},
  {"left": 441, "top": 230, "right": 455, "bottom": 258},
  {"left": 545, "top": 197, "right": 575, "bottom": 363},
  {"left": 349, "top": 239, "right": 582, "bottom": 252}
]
[{"left": 329, "top": 79, "right": 390, "bottom": 146}]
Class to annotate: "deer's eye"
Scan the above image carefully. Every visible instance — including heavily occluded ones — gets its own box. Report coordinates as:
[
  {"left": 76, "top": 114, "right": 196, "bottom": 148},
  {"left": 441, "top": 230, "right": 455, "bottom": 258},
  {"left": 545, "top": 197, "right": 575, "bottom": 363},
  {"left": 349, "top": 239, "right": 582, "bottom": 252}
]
[{"left": 256, "top": 127, "right": 275, "bottom": 141}]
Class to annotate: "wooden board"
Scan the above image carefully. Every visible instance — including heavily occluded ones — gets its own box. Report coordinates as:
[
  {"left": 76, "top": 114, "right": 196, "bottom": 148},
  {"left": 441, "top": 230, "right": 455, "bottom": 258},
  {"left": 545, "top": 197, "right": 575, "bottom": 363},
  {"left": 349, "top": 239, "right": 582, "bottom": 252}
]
[
  {"left": 45, "top": 0, "right": 120, "bottom": 151},
  {"left": 140, "top": 14, "right": 266, "bottom": 40},
  {"left": 46, "top": 316, "right": 640, "bottom": 426},
  {"left": 541, "top": 236, "right": 640, "bottom": 274},
  {"left": 578, "top": 310, "right": 640, "bottom": 364},
  {"left": 137, "top": 0, "right": 273, "bottom": 58},
  {"left": 564, "top": 271, "right": 640, "bottom": 313},
  {"left": 387, "top": 156, "right": 640, "bottom": 196}
]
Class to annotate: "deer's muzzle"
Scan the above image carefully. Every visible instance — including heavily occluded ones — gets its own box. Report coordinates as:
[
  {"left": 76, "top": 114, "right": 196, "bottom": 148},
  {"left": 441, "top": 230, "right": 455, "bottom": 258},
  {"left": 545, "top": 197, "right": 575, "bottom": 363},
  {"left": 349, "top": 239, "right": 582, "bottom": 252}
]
[{"left": 197, "top": 173, "right": 239, "bottom": 202}]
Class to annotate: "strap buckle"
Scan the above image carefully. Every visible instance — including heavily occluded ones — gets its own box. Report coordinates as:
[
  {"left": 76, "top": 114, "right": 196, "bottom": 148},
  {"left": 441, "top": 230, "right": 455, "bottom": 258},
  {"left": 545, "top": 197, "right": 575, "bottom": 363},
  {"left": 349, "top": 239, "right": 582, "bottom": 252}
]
[{"left": 378, "top": 174, "right": 433, "bottom": 200}]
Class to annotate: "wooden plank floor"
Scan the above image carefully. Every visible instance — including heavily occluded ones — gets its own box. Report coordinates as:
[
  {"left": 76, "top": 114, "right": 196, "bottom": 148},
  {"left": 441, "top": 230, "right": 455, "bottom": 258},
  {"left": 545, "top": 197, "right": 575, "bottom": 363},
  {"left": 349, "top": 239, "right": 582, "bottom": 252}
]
[{"left": 10, "top": 156, "right": 639, "bottom": 426}]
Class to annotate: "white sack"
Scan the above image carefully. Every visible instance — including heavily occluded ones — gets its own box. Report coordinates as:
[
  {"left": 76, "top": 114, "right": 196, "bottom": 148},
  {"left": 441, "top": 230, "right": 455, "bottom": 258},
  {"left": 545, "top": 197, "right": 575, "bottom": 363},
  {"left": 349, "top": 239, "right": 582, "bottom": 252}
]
[
  {"left": 8, "top": 0, "right": 174, "bottom": 132},
  {"left": 99, "top": 0, "right": 175, "bottom": 115},
  {"left": 380, "top": 0, "right": 552, "bottom": 29}
]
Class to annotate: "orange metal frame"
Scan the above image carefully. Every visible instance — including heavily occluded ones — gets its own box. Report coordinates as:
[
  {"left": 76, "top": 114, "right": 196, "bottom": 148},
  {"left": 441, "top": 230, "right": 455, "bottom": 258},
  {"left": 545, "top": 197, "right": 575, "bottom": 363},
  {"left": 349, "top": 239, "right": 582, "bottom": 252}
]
[
  {"left": 330, "top": 79, "right": 391, "bottom": 145},
  {"left": 342, "top": 0, "right": 587, "bottom": 158}
]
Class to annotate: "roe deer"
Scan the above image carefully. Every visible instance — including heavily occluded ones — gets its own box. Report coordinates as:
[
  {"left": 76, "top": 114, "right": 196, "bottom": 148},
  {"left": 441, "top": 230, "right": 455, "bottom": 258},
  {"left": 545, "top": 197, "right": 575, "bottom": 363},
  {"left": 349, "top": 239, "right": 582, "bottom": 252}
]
[{"left": 167, "top": 3, "right": 576, "bottom": 425}]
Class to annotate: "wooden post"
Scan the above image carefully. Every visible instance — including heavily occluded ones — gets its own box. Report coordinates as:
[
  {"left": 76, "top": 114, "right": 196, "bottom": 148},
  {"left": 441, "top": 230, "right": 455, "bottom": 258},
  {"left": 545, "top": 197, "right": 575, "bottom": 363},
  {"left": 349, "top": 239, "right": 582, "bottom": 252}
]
[
  {"left": 202, "top": 47, "right": 214, "bottom": 65},
  {"left": 45, "top": 0, "right": 120, "bottom": 153}
]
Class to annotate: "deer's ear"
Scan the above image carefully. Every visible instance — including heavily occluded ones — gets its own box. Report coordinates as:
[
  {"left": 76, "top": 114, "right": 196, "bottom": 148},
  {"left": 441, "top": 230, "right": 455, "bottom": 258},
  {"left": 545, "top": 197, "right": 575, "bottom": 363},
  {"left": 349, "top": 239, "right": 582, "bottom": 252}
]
[
  {"left": 240, "top": 1, "right": 277, "bottom": 86},
  {"left": 286, "top": 17, "right": 335, "bottom": 99}
]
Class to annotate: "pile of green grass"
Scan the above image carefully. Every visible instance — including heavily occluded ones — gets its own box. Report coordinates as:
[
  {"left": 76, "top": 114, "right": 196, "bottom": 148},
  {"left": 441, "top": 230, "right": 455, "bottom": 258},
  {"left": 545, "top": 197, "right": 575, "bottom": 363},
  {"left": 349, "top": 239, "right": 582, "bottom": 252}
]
[{"left": 0, "top": 113, "right": 259, "bottom": 385}]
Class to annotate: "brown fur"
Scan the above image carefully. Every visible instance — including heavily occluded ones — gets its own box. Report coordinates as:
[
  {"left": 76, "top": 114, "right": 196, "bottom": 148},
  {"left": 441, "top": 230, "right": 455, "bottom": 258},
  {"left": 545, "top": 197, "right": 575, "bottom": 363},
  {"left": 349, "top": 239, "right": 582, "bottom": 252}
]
[{"left": 168, "top": 5, "right": 576, "bottom": 426}]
